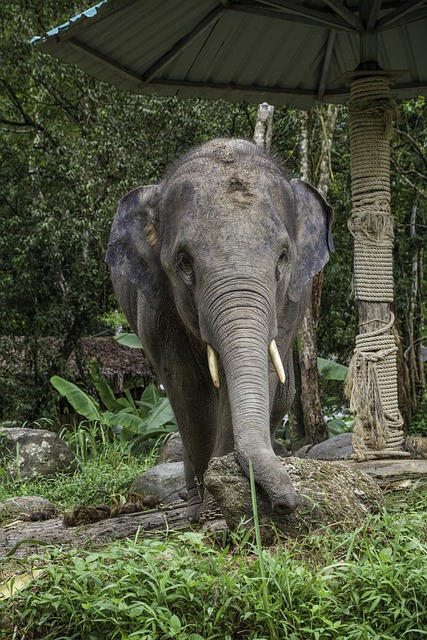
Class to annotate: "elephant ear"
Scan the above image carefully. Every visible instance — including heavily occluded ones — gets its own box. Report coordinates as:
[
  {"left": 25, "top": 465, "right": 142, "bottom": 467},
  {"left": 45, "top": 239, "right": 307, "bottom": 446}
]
[
  {"left": 288, "top": 179, "right": 334, "bottom": 303},
  {"left": 105, "top": 185, "right": 162, "bottom": 302}
]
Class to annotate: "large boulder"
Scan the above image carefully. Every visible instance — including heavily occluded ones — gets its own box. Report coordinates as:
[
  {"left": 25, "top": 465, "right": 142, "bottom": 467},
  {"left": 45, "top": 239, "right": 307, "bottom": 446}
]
[
  {"left": 204, "top": 453, "right": 383, "bottom": 542},
  {"left": 129, "top": 462, "right": 186, "bottom": 504},
  {"left": 157, "top": 432, "right": 184, "bottom": 464},
  {"left": 0, "top": 428, "right": 77, "bottom": 481},
  {"left": 295, "top": 433, "right": 354, "bottom": 460}
]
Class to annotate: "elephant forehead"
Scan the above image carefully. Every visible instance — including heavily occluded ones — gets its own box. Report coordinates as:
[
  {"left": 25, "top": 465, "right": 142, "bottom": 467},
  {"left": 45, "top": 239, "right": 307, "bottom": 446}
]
[{"left": 162, "top": 163, "right": 293, "bottom": 231}]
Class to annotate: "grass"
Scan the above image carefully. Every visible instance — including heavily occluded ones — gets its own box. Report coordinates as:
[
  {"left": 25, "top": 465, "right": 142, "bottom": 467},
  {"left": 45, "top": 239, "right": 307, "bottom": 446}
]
[
  {"left": 1, "top": 504, "right": 427, "bottom": 639},
  {"left": 1, "top": 428, "right": 427, "bottom": 639},
  {"left": 0, "top": 423, "right": 156, "bottom": 513}
]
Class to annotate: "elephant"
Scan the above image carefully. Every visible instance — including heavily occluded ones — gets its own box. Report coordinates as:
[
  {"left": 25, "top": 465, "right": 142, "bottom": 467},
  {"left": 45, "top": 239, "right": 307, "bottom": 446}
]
[{"left": 106, "top": 138, "right": 334, "bottom": 522}]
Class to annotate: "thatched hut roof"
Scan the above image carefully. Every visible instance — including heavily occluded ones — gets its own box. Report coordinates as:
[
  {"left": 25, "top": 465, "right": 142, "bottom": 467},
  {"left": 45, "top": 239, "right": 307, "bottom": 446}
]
[
  {"left": 0, "top": 336, "right": 155, "bottom": 394},
  {"left": 67, "top": 337, "right": 155, "bottom": 392}
]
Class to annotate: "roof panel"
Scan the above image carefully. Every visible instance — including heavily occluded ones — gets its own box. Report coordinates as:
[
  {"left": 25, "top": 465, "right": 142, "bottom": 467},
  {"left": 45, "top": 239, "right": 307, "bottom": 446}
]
[{"left": 35, "top": 0, "right": 427, "bottom": 108}]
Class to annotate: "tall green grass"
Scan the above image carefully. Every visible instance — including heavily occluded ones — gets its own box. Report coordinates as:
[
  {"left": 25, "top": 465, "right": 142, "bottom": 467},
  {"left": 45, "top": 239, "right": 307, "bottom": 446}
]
[
  {"left": 0, "top": 425, "right": 155, "bottom": 512},
  {"left": 2, "top": 501, "right": 427, "bottom": 639}
]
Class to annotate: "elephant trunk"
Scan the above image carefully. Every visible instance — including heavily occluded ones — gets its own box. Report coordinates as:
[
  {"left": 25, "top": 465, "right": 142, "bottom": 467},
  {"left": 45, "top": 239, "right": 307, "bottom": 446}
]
[{"left": 203, "top": 271, "right": 299, "bottom": 515}]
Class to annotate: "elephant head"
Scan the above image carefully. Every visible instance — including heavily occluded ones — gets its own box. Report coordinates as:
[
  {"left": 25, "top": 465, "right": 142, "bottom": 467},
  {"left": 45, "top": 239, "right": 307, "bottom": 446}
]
[{"left": 106, "top": 139, "right": 333, "bottom": 518}]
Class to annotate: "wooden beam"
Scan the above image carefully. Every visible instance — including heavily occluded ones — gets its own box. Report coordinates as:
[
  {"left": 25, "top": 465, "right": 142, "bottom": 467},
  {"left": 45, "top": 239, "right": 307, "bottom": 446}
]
[
  {"left": 241, "top": 0, "right": 358, "bottom": 32},
  {"left": 376, "top": 0, "right": 427, "bottom": 30},
  {"left": 318, "top": 30, "right": 336, "bottom": 100},
  {"left": 322, "top": 0, "right": 364, "bottom": 31},
  {"left": 365, "top": 0, "right": 382, "bottom": 31},
  {"left": 67, "top": 38, "right": 146, "bottom": 87}
]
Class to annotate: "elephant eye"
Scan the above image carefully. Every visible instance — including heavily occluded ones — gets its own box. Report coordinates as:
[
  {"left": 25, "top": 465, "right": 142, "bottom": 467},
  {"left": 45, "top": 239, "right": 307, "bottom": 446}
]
[
  {"left": 177, "top": 251, "right": 194, "bottom": 283},
  {"left": 276, "top": 248, "right": 288, "bottom": 282}
]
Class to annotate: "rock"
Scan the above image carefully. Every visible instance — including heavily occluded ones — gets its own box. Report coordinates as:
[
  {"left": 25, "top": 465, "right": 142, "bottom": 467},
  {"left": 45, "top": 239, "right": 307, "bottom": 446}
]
[
  {"left": 129, "top": 461, "right": 186, "bottom": 505},
  {"left": 0, "top": 496, "right": 57, "bottom": 523},
  {"left": 0, "top": 428, "right": 77, "bottom": 481},
  {"left": 296, "top": 433, "right": 353, "bottom": 460},
  {"left": 204, "top": 453, "right": 383, "bottom": 543},
  {"left": 272, "top": 439, "right": 291, "bottom": 457},
  {"left": 294, "top": 444, "right": 313, "bottom": 458},
  {"left": 157, "top": 432, "right": 184, "bottom": 464}
]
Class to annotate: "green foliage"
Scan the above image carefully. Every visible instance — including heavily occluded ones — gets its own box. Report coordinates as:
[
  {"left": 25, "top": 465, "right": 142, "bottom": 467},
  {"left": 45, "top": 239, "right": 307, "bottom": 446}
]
[
  {"left": 408, "top": 392, "right": 427, "bottom": 436},
  {"left": 113, "top": 332, "right": 144, "bottom": 349},
  {"left": 2, "top": 500, "right": 427, "bottom": 639},
  {"left": 317, "top": 357, "right": 348, "bottom": 382},
  {"left": 51, "top": 376, "right": 177, "bottom": 452},
  {"left": 0, "top": 436, "right": 154, "bottom": 511},
  {"left": 317, "top": 357, "right": 351, "bottom": 428},
  {"left": 326, "top": 414, "right": 354, "bottom": 438}
]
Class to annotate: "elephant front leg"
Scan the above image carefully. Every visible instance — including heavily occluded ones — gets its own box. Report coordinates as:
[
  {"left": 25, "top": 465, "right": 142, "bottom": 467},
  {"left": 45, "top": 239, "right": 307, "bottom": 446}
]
[
  {"left": 174, "top": 391, "right": 229, "bottom": 524},
  {"left": 183, "top": 449, "right": 204, "bottom": 523},
  {"left": 160, "top": 370, "right": 219, "bottom": 523}
]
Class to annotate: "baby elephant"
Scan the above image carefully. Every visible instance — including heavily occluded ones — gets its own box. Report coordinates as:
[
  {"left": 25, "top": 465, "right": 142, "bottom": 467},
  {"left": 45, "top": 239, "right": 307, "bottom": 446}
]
[{"left": 106, "top": 138, "right": 333, "bottom": 522}]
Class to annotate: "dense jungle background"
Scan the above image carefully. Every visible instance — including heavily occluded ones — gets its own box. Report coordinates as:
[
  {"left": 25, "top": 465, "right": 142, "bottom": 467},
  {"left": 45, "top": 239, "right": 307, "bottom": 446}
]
[{"left": 0, "top": 0, "right": 426, "bottom": 431}]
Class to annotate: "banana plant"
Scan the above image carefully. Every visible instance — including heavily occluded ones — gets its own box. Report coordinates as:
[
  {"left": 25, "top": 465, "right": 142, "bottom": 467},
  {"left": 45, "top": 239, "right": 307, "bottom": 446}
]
[{"left": 51, "top": 375, "right": 177, "bottom": 451}]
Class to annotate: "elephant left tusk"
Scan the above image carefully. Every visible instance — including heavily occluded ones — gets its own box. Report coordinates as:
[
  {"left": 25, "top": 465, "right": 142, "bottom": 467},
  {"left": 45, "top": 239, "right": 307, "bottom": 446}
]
[
  {"left": 207, "top": 344, "right": 220, "bottom": 389},
  {"left": 269, "top": 340, "right": 286, "bottom": 384}
]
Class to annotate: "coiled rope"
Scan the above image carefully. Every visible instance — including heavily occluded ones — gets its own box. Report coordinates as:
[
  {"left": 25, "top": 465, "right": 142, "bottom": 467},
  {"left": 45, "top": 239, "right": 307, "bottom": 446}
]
[{"left": 347, "top": 75, "right": 409, "bottom": 461}]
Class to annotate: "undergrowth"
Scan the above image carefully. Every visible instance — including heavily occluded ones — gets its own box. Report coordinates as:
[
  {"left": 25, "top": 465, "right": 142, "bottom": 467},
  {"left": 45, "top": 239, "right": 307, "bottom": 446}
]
[
  {"left": 1, "top": 426, "right": 427, "bottom": 638},
  {"left": 1, "top": 494, "right": 427, "bottom": 639},
  {"left": 0, "top": 429, "right": 155, "bottom": 512}
]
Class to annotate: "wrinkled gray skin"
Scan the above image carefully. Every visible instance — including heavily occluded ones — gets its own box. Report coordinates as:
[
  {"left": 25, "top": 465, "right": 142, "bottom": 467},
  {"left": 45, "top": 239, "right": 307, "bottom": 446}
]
[{"left": 106, "top": 139, "right": 333, "bottom": 521}]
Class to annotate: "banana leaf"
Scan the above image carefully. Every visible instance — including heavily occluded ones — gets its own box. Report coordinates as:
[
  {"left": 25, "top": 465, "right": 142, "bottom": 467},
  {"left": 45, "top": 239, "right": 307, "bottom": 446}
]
[
  {"left": 113, "top": 332, "right": 143, "bottom": 349},
  {"left": 50, "top": 376, "right": 102, "bottom": 422},
  {"left": 317, "top": 357, "right": 348, "bottom": 382}
]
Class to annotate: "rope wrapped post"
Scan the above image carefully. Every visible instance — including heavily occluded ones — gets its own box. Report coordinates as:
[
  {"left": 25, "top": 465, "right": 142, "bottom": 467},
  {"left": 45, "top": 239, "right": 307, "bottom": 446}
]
[{"left": 346, "top": 73, "right": 410, "bottom": 460}]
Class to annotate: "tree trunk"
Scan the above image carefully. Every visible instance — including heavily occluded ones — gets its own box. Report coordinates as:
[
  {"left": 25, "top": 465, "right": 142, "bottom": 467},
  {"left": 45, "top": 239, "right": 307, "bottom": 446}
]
[
  {"left": 253, "top": 102, "right": 274, "bottom": 150},
  {"left": 407, "top": 197, "right": 426, "bottom": 407},
  {"left": 290, "top": 105, "right": 337, "bottom": 448}
]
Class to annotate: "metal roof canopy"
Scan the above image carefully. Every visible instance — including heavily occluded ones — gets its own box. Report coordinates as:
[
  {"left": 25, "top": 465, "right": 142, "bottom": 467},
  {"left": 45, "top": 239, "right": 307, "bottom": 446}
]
[{"left": 34, "top": 0, "right": 427, "bottom": 109}]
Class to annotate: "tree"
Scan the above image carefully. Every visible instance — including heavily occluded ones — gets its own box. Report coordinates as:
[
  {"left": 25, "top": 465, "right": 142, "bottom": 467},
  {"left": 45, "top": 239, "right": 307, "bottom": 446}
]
[{"left": 289, "top": 105, "right": 339, "bottom": 448}]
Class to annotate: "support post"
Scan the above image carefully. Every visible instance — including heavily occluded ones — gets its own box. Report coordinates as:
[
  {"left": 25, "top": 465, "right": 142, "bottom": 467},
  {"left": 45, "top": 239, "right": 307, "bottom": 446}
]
[{"left": 346, "top": 73, "right": 410, "bottom": 460}]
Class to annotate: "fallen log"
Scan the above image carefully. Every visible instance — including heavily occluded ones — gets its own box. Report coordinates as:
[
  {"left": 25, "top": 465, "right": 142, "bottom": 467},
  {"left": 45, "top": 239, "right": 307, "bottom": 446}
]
[{"left": 0, "top": 503, "right": 189, "bottom": 559}]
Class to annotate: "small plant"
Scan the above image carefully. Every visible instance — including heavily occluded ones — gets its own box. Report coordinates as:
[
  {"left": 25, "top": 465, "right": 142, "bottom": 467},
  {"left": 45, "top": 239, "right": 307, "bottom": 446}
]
[
  {"left": 113, "top": 331, "right": 144, "bottom": 349},
  {"left": 51, "top": 376, "right": 177, "bottom": 453},
  {"left": 58, "top": 421, "right": 113, "bottom": 463},
  {"left": 325, "top": 412, "right": 354, "bottom": 437}
]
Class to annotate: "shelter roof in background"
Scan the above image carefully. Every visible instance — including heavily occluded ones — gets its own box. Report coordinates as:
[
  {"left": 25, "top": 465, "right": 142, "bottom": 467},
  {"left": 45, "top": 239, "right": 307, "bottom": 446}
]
[{"left": 34, "top": 0, "right": 427, "bottom": 109}]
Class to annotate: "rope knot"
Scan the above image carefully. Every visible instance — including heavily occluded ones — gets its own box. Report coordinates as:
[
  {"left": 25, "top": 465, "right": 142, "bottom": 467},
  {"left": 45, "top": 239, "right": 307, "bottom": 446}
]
[{"left": 346, "top": 314, "right": 409, "bottom": 460}]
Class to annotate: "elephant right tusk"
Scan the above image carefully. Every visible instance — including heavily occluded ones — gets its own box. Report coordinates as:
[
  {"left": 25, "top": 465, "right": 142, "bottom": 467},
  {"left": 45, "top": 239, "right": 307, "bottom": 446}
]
[
  {"left": 207, "top": 344, "right": 220, "bottom": 389},
  {"left": 269, "top": 340, "right": 286, "bottom": 384}
]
